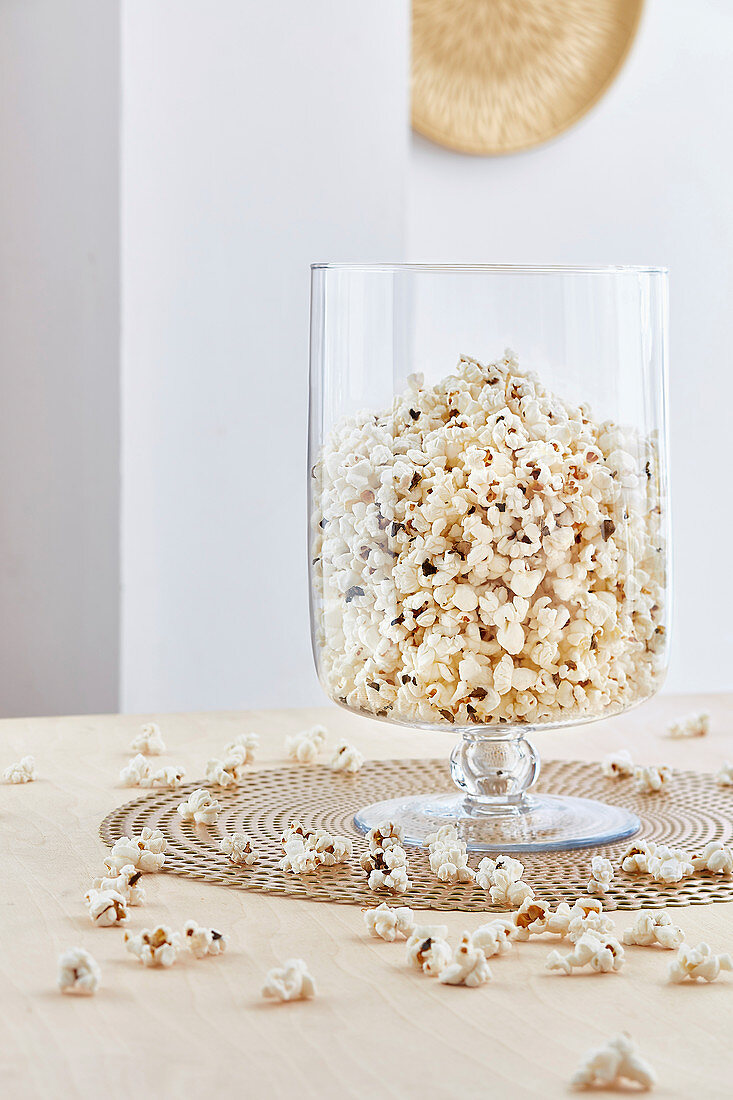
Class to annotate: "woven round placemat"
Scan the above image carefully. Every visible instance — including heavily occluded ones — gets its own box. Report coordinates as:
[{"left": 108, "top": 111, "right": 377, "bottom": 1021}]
[{"left": 100, "top": 759, "right": 733, "bottom": 912}]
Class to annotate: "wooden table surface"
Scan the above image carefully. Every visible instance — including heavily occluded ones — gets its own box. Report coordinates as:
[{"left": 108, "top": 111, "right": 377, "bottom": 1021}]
[{"left": 1, "top": 694, "right": 732, "bottom": 1099}]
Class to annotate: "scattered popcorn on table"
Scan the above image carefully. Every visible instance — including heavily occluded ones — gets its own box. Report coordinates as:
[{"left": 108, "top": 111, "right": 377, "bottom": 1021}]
[
  {"left": 668, "top": 941, "right": 733, "bottom": 983},
  {"left": 364, "top": 903, "right": 416, "bottom": 941},
  {"left": 668, "top": 712, "right": 709, "bottom": 739},
  {"left": 361, "top": 819, "right": 411, "bottom": 894},
  {"left": 365, "top": 821, "right": 403, "bottom": 851},
  {"left": 633, "top": 764, "right": 670, "bottom": 794},
  {"left": 329, "top": 739, "right": 364, "bottom": 774},
  {"left": 691, "top": 840, "right": 733, "bottom": 876},
  {"left": 204, "top": 746, "right": 249, "bottom": 787},
  {"left": 285, "top": 726, "right": 327, "bottom": 764},
  {"left": 406, "top": 929, "right": 452, "bottom": 976},
  {"left": 184, "top": 920, "right": 228, "bottom": 959},
  {"left": 280, "top": 821, "right": 352, "bottom": 874},
  {"left": 361, "top": 845, "right": 410, "bottom": 894},
  {"left": 587, "top": 856, "right": 614, "bottom": 898},
  {"left": 224, "top": 732, "right": 259, "bottom": 763},
  {"left": 124, "top": 925, "right": 182, "bottom": 968},
  {"left": 90, "top": 865, "right": 145, "bottom": 906},
  {"left": 546, "top": 931, "right": 625, "bottom": 974},
  {"left": 311, "top": 351, "right": 666, "bottom": 729},
  {"left": 262, "top": 958, "right": 316, "bottom": 1002},
  {"left": 104, "top": 827, "right": 167, "bottom": 874},
  {"left": 600, "top": 749, "right": 634, "bottom": 779},
  {"left": 3, "top": 755, "right": 36, "bottom": 783},
  {"left": 120, "top": 753, "right": 152, "bottom": 786},
  {"left": 425, "top": 824, "right": 475, "bottom": 884},
  {"left": 131, "top": 723, "right": 166, "bottom": 755},
  {"left": 476, "top": 854, "right": 533, "bottom": 908},
  {"left": 219, "top": 833, "right": 259, "bottom": 867},
  {"left": 471, "top": 919, "right": 515, "bottom": 958},
  {"left": 622, "top": 912, "right": 685, "bottom": 950},
  {"left": 439, "top": 933, "right": 493, "bottom": 987},
  {"left": 142, "top": 765, "right": 186, "bottom": 789},
  {"left": 177, "top": 788, "right": 222, "bottom": 825},
  {"left": 715, "top": 760, "right": 733, "bottom": 787},
  {"left": 85, "top": 888, "right": 128, "bottom": 927},
  {"left": 572, "top": 1033, "right": 656, "bottom": 1092},
  {"left": 513, "top": 897, "right": 607, "bottom": 941},
  {"left": 58, "top": 947, "right": 101, "bottom": 996}
]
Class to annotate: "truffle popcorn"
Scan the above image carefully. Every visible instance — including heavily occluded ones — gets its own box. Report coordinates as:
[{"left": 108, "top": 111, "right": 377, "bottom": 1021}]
[{"left": 311, "top": 352, "right": 665, "bottom": 727}]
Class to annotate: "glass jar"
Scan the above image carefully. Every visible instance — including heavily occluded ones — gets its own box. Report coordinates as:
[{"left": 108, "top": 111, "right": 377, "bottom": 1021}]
[{"left": 309, "top": 264, "right": 669, "bottom": 850}]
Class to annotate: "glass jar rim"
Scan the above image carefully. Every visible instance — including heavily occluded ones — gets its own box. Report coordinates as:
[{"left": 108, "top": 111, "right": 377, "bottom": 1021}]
[{"left": 310, "top": 262, "right": 667, "bottom": 275}]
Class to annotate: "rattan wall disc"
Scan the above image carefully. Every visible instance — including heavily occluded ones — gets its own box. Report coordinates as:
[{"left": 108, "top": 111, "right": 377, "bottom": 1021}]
[
  {"left": 100, "top": 759, "right": 733, "bottom": 912},
  {"left": 412, "top": 0, "right": 644, "bottom": 154}
]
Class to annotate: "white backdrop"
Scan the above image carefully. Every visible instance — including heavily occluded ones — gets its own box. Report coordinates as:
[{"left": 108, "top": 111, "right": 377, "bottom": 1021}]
[{"left": 1, "top": 0, "right": 731, "bottom": 718}]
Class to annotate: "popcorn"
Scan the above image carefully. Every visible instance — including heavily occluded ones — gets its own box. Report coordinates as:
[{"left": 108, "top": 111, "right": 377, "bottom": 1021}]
[
  {"left": 85, "top": 889, "right": 128, "bottom": 927},
  {"left": 691, "top": 840, "right": 733, "bottom": 876},
  {"left": 364, "top": 903, "right": 416, "bottom": 941},
  {"left": 124, "top": 925, "right": 182, "bottom": 968},
  {"left": 262, "top": 958, "right": 316, "bottom": 1002},
  {"left": 183, "top": 920, "right": 228, "bottom": 958},
  {"left": 204, "top": 746, "right": 250, "bottom": 787},
  {"left": 620, "top": 840, "right": 693, "bottom": 883},
  {"left": 715, "top": 761, "right": 733, "bottom": 787},
  {"left": 311, "top": 351, "right": 666, "bottom": 728},
  {"left": 546, "top": 931, "right": 625, "bottom": 974},
  {"left": 104, "top": 827, "right": 167, "bottom": 874},
  {"left": 177, "top": 788, "right": 222, "bottom": 825},
  {"left": 120, "top": 754, "right": 152, "bottom": 786},
  {"left": 600, "top": 749, "right": 634, "bottom": 779},
  {"left": 224, "top": 732, "right": 259, "bottom": 763},
  {"left": 587, "top": 856, "right": 614, "bottom": 897},
  {"left": 476, "top": 854, "right": 533, "bottom": 907},
  {"left": 3, "top": 755, "right": 36, "bottom": 783},
  {"left": 120, "top": 755, "right": 186, "bottom": 788},
  {"left": 668, "top": 942, "right": 733, "bottom": 983},
  {"left": 219, "top": 833, "right": 259, "bottom": 867},
  {"left": 361, "top": 845, "right": 410, "bottom": 894},
  {"left": 285, "top": 725, "right": 327, "bottom": 764},
  {"left": 365, "top": 821, "right": 403, "bottom": 850},
  {"left": 329, "top": 739, "right": 364, "bottom": 774},
  {"left": 91, "top": 865, "right": 145, "bottom": 906},
  {"left": 131, "top": 723, "right": 166, "bottom": 755},
  {"left": 439, "top": 933, "right": 493, "bottom": 986},
  {"left": 622, "top": 912, "right": 685, "bottom": 950},
  {"left": 668, "top": 712, "right": 709, "bottom": 738},
  {"left": 58, "top": 947, "right": 101, "bottom": 995},
  {"left": 513, "top": 896, "right": 607, "bottom": 941},
  {"left": 280, "top": 821, "right": 352, "bottom": 874},
  {"left": 633, "top": 764, "right": 671, "bottom": 793},
  {"left": 406, "top": 929, "right": 452, "bottom": 976},
  {"left": 142, "top": 765, "right": 186, "bottom": 789},
  {"left": 619, "top": 841, "right": 654, "bottom": 874},
  {"left": 471, "top": 919, "right": 515, "bottom": 958},
  {"left": 425, "top": 824, "right": 475, "bottom": 884},
  {"left": 571, "top": 1033, "right": 656, "bottom": 1091}
]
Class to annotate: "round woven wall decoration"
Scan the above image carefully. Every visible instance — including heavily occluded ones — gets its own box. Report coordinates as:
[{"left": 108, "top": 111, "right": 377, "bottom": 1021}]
[
  {"left": 412, "top": 0, "right": 644, "bottom": 154},
  {"left": 100, "top": 759, "right": 733, "bottom": 912}
]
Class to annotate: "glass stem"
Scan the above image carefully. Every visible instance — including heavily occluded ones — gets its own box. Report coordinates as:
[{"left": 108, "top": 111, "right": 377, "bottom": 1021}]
[{"left": 449, "top": 732, "right": 540, "bottom": 814}]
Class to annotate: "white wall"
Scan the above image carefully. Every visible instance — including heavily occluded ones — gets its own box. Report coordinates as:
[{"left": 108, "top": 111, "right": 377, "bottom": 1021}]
[
  {"left": 0, "top": 1, "right": 120, "bottom": 717},
  {"left": 407, "top": 0, "right": 733, "bottom": 694},
  {"left": 121, "top": 2, "right": 409, "bottom": 712}
]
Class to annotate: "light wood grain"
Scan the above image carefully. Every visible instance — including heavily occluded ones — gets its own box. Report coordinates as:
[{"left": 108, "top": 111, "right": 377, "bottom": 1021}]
[{"left": 1, "top": 696, "right": 732, "bottom": 1100}]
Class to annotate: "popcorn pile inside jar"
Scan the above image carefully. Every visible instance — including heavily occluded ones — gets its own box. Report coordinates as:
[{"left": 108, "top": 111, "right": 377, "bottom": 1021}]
[{"left": 311, "top": 351, "right": 666, "bottom": 727}]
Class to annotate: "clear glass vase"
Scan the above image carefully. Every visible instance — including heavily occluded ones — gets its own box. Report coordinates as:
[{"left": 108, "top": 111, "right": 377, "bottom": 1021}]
[{"left": 308, "top": 264, "right": 669, "bottom": 851}]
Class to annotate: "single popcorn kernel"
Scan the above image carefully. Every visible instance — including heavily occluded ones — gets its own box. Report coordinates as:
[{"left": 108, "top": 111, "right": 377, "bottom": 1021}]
[
  {"left": 58, "top": 948, "right": 101, "bottom": 995},
  {"left": 572, "top": 1033, "right": 656, "bottom": 1091},
  {"left": 124, "top": 925, "right": 182, "bottom": 968},
  {"left": 262, "top": 959, "right": 316, "bottom": 1002},
  {"left": 3, "top": 755, "right": 36, "bottom": 783},
  {"left": 311, "top": 351, "right": 666, "bottom": 729},
  {"left": 130, "top": 723, "right": 166, "bottom": 755},
  {"left": 329, "top": 739, "right": 364, "bottom": 773},
  {"left": 668, "top": 712, "right": 709, "bottom": 738},
  {"left": 177, "top": 788, "right": 222, "bottom": 825}
]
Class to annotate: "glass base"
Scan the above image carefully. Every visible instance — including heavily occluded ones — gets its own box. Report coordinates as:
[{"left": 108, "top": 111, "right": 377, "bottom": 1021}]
[{"left": 353, "top": 792, "right": 641, "bottom": 853}]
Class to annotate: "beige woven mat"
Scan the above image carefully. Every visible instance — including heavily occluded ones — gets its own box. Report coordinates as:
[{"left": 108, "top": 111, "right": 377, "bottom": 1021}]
[{"left": 99, "top": 759, "right": 733, "bottom": 912}]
